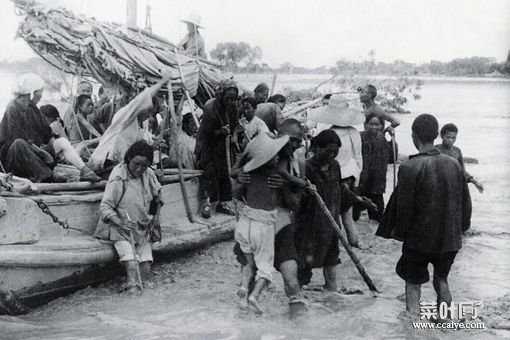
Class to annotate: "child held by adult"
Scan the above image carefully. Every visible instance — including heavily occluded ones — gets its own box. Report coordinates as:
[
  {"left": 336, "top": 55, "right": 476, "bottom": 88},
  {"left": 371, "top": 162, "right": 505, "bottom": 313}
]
[{"left": 231, "top": 133, "right": 290, "bottom": 314}]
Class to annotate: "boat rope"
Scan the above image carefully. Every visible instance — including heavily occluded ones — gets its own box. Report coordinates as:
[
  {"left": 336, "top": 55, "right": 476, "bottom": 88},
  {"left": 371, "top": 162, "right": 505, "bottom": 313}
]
[{"left": 1, "top": 191, "right": 84, "bottom": 234}]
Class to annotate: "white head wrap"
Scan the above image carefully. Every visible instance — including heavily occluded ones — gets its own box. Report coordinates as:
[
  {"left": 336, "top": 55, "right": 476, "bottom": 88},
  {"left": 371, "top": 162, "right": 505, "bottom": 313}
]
[{"left": 13, "top": 73, "right": 45, "bottom": 97}]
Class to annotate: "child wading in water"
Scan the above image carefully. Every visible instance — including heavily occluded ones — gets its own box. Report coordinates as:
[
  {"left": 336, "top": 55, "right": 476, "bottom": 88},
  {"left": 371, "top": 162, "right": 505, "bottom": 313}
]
[
  {"left": 435, "top": 123, "right": 484, "bottom": 193},
  {"left": 232, "top": 132, "right": 290, "bottom": 314}
]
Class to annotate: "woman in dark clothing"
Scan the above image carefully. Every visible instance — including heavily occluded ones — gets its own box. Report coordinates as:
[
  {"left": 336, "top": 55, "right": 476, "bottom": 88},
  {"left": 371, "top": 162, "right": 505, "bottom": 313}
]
[
  {"left": 354, "top": 113, "right": 396, "bottom": 222},
  {"left": 295, "top": 130, "right": 373, "bottom": 290},
  {"left": 195, "top": 79, "right": 239, "bottom": 217}
]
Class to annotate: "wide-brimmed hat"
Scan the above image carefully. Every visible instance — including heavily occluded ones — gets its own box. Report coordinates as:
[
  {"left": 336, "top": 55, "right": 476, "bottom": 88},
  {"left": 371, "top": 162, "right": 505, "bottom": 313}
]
[
  {"left": 181, "top": 13, "right": 204, "bottom": 29},
  {"left": 243, "top": 133, "right": 289, "bottom": 173},
  {"left": 308, "top": 95, "right": 364, "bottom": 127}
]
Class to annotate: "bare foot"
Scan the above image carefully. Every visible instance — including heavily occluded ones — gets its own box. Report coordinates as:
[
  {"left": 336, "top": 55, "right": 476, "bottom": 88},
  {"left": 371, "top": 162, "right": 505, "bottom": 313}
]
[
  {"left": 237, "top": 287, "right": 248, "bottom": 311},
  {"left": 248, "top": 295, "right": 263, "bottom": 315}
]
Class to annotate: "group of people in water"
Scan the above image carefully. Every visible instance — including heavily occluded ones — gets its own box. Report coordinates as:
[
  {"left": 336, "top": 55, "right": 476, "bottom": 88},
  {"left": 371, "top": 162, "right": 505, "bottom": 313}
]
[{"left": 0, "top": 69, "right": 481, "bottom": 321}]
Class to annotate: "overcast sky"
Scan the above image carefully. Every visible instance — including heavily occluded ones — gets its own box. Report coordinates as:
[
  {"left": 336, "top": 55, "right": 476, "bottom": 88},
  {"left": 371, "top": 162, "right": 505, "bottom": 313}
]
[{"left": 1, "top": 0, "right": 509, "bottom": 68}]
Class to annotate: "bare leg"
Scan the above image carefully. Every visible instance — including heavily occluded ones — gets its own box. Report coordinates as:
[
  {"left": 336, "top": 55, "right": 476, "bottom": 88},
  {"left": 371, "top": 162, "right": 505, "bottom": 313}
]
[
  {"left": 433, "top": 274, "right": 453, "bottom": 319},
  {"left": 323, "top": 266, "right": 338, "bottom": 292},
  {"left": 51, "top": 137, "right": 101, "bottom": 182},
  {"left": 405, "top": 281, "right": 421, "bottom": 316},
  {"left": 248, "top": 278, "right": 269, "bottom": 315},
  {"left": 238, "top": 253, "right": 255, "bottom": 310},
  {"left": 341, "top": 207, "right": 359, "bottom": 248},
  {"left": 279, "top": 260, "right": 301, "bottom": 299},
  {"left": 121, "top": 260, "right": 138, "bottom": 292}
]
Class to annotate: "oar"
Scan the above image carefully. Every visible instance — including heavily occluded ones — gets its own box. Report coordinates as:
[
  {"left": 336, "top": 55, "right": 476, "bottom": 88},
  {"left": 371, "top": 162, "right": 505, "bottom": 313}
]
[
  {"left": 307, "top": 187, "right": 380, "bottom": 293},
  {"left": 174, "top": 48, "right": 201, "bottom": 129}
]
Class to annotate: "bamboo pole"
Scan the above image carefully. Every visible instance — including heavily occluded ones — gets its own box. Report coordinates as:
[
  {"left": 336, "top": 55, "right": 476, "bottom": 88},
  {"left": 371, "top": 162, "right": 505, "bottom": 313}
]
[
  {"left": 174, "top": 48, "right": 201, "bottom": 128},
  {"left": 31, "top": 174, "right": 200, "bottom": 192},
  {"left": 270, "top": 72, "right": 278, "bottom": 96},
  {"left": 308, "top": 189, "right": 380, "bottom": 293},
  {"left": 282, "top": 97, "right": 324, "bottom": 118},
  {"left": 391, "top": 131, "right": 397, "bottom": 190},
  {"left": 167, "top": 79, "right": 195, "bottom": 223}
]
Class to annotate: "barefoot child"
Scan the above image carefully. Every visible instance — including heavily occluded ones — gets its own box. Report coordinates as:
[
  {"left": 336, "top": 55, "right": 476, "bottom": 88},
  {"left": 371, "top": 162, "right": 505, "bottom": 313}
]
[
  {"left": 232, "top": 133, "right": 290, "bottom": 314},
  {"left": 435, "top": 123, "right": 484, "bottom": 193}
]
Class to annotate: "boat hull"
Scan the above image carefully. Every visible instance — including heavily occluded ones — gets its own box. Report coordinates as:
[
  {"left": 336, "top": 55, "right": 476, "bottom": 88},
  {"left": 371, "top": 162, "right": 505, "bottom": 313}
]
[{"left": 0, "top": 178, "right": 236, "bottom": 314}]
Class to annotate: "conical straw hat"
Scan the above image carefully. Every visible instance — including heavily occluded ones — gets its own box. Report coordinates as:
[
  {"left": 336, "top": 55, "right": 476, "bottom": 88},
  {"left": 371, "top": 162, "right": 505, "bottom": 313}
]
[
  {"left": 181, "top": 13, "right": 205, "bottom": 29},
  {"left": 243, "top": 133, "right": 289, "bottom": 173},
  {"left": 308, "top": 95, "right": 364, "bottom": 127}
]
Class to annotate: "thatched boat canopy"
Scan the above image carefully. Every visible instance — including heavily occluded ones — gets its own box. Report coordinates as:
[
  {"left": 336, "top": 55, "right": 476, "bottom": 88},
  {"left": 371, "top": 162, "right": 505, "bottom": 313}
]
[{"left": 13, "top": 0, "right": 226, "bottom": 106}]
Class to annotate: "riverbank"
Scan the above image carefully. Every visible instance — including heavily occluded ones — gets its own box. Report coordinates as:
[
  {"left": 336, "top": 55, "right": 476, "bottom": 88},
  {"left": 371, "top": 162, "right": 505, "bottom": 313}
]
[{"left": 1, "top": 210, "right": 508, "bottom": 339}]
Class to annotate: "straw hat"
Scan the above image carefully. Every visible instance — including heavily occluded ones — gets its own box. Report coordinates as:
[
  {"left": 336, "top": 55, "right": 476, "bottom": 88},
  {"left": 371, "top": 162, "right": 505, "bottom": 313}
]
[
  {"left": 181, "top": 13, "right": 205, "bottom": 29},
  {"left": 243, "top": 133, "right": 289, "bottom": 173},
  {"left": 308, "top": 95, "right": 364, "bottom": 127}
]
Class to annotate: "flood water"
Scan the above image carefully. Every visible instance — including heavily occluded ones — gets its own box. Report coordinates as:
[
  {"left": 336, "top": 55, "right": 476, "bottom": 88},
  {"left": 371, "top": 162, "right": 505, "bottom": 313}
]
[{"left": 0, "top": 73, "right": 509, "bottom": 339}]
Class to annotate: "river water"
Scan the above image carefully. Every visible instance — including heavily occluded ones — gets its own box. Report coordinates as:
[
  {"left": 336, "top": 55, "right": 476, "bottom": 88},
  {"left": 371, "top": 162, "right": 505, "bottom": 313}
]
[{"left": 0, "top": 74, "right": 509, "bottom": 339}]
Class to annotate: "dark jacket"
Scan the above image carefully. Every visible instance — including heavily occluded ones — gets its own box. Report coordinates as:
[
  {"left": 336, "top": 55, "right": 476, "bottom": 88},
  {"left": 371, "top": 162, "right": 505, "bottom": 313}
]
[
  {"left": 0, "top": 98, "right": 52, "bottom": 161},
  {"left": 377, "top": 148, "right": 471, "bottom": 253}
]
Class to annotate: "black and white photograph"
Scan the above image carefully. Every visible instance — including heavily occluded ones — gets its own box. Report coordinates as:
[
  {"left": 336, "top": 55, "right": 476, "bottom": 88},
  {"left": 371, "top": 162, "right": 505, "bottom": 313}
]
[{"left": 0, "top": 0, "right": 508, "bottom": 338}]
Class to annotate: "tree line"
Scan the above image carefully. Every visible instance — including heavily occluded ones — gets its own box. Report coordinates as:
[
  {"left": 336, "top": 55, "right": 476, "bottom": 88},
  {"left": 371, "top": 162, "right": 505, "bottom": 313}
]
[{"left": 208, "top": 42, "right": 510, "bottom": 77}]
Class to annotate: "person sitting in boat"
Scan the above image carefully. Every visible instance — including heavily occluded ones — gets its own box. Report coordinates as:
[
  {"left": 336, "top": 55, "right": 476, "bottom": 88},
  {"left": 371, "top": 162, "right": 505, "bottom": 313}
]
[
  {"left": 255, "top": 95, "right": 285, "bottom": 134},
  {"left": 92, "top": 86, "right": 130, "bottom": 134},
  {"left": 253, "top": 83, "right": 269, "bottom": 104},
  {"left": 357, "top": 84, "right": 400, "bottom": 129},
  {"left": 165, "top": 111, "right": 197, "bottom": 169},
  {"left": 40, "top": 104, "right": 67, "bottom": 139},
  {"left": 0, "top": 73, "right": 101, "bottom": 183},
  {"left": 178, "top": 13, "right": 207, "bottom": 59},
  {"left": 66, "top": 94, "right": 102, "bottom": 144},
  {"left": 268, "top": 94, "right": 287, "bottom": 111},
  {"left": 237, "top": 96, "right": 269, "bottom": 150},
  {"left": 95, "top": 140, "right": 163, "bottom": 293}
]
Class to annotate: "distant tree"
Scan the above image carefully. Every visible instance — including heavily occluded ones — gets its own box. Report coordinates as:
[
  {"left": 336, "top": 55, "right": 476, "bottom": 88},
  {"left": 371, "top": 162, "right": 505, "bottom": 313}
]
[
  {"left": 279, "top": 62, "right": 294, "bottom": 73},
  {"left": 210, "top": 42, "right": 262, "bottom": 72}
]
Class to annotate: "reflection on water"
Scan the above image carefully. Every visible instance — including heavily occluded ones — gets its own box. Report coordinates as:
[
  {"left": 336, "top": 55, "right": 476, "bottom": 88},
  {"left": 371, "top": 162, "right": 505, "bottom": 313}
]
[{"left": 0, "top": 75, "right": 509, "bottom": 339}]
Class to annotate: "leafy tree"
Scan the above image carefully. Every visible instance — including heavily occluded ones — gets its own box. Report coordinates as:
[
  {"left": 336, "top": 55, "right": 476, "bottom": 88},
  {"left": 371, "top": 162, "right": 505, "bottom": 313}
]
[{"left": 210, "top": 42, "right": 262, "bottom": 72}]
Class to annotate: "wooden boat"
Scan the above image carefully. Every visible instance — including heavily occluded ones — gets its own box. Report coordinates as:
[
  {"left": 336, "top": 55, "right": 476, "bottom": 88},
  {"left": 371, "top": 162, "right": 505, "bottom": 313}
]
[{"left": 0, "top": 177, "right": 236, "bottom": 314}]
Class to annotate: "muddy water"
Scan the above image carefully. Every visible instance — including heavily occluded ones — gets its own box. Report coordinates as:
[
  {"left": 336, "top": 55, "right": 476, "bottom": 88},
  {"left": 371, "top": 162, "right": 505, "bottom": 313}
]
[{"left": 1, "top": 76, "right": 509, "bottom": 339}]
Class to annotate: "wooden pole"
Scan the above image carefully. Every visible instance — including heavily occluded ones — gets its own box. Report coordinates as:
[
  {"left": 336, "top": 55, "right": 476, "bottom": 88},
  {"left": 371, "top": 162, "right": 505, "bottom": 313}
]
[
  {"left": 270, "top": 72, "right": 278, "bottom": 96},
  {"left": 167, "top": 79, "right": 195, "bottom": 223},
  {"left": 282, "top": 97, "right": 324, "bottom": 118},
  {"left": 174, "top": 48, "right": 201, "bottom": 128},
  {"left": 308, "top": 189, "right": 380, "bottom": 293},
  {"left": 128, "top": 230, "right": 144, "bottom": 293},
  {"left": 391, "top": 131, "right": 397, "bottom": 190}
]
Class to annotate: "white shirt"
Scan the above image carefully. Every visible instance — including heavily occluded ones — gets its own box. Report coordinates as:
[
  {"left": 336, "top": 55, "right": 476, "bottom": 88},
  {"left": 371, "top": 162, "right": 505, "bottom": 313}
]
[{"left": 240, "top": 115, "right": 269, "bottom": 141}]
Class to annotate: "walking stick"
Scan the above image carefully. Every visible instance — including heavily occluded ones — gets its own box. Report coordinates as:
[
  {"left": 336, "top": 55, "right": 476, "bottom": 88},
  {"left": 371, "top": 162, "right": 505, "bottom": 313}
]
[
  {"left": 125, "top": 212, "right": 143, "bottom": 293},
  {"left": 167, "top": 79, "right": 194, "bottom": 223},
  {"left": 391, "top": 131, "right": 397, "bottom": 190},
  {"left": 308, "top": 188, "right": 380, "bottom": 293}
]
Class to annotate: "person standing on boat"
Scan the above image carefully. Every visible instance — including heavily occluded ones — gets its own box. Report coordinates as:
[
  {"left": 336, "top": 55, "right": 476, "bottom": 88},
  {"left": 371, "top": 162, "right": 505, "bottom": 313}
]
[
  {"left": 0, "top": 73, "right": 101, "bottom": 183},
  {"left": 178, "top": 13, "right": 207, "bottom": 59},
  {"left": 358, "top": 84, "right": 400, "bottom": 130},
  {"left": 95, "top": 140, "right": 163, "bottom": 292},
  {"left": 195, "top": 79, "right": 239, "bottom": 217}
]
